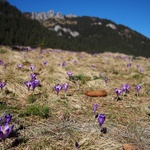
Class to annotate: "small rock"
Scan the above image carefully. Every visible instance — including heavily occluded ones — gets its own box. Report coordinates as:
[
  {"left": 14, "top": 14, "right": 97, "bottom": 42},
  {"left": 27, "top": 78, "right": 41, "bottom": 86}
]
[
  {"left": 85, "top": 90, "right": 107, "bottom": 97},
  {"left": 123, "top": 144, "right": 136, "bottom": 150}
]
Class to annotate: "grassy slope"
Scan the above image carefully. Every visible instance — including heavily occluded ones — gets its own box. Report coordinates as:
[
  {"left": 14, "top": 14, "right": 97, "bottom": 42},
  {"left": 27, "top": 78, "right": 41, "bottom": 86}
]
[{"left": 0, "top": 46, "right": 150, "bottom": 149}]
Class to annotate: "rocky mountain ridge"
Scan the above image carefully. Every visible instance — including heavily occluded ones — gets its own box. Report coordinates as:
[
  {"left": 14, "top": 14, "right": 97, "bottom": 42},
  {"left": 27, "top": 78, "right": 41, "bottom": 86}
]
[
  {"left": 23, "top": 10, "right": 77, "bottom": 21},
  {"left": 23, "top": 11, "right": 126, "bottom": 38}
]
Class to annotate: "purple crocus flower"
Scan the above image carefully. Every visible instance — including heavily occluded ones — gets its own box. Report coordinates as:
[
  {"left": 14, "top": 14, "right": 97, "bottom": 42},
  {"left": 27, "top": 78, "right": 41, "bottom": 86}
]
[
  {"left": 0, "top": 124, "right": 14, "bottom": 141},
  {"left": 135, "top": 85, "right": 141, "bottom": 96},
  {"left": 148, "top": 106, "right": 150, "bottom": 110},
  {"left": 126, "top": 63, "right": 132, "bottom": 67},
  {"left": 98, "top": 114, "right": 106, "bottom": 127},
  {"left": 123, "top": 56, "right": 128, "bottom": 61},
  {"left": 62, "top": 83, "right": 70, "bottom": 93},
  {"left": 122, "top": 84, "right": 130, "bottom": 93},
  {"left": 0, "top": 60, "right": 3, "bottom": 65},
  {"left": 54, "top": 84, "right": 63, "bottom": 95},
  {"left": 115, "top": 88, "right": 122, "bottom": 100},
  {"left": 0, "top": 60, "right": 6, "bottom": 67},
  {"left": 43, "top": 60, "right": 47, "bottom": 66},
  {"left": 91, "top": 64, "right": 95, "bottom": 68},
  {"left": 30, "top": 79, "right": 40, "bottom": 91},
  {"left": 0, "top": 114, "right": 14, "bottom": 141},
  {"left": 62, "top": 61, "right": 66, "bottom": 67},
  {"left": 30, "top": 73, "right": 36, "bottom": 80},
  {"left": 30, "top": 65, "right": 36, "bottom": 71},
  {"left": 72, "top": 60, "right": 76, "bottom": 64},
  {"left": 125, "top": 84, "right": 130, "bottom": 92},
  {"left": 24, "top": 81, "right": 32, "bottom": 91},
  {"left": 139, "top": 68, "right": 143, "bottom": 73},
  {"left": 104, "top": 77, "right": 108, "bottom": 84},
  {"left": 136, "top": 85, "right": 141, "bottom": 92},
  {"left": 0, "top": 82, "right": 6, "bottom": 90},
  {"left": 67, "top": 72, "right": 73, "bottom": 80},
  {"left": 93, "top": 103, "right": 98, "bottom": 114},
  {"left": 67, "top": 71, "right": 72, "bottom": 77},
  {"left": 17, "top": 64, "right": 23, "bottom": 69},
  {"left": 4, "top": 114, "right": 12, "bottom": 124},
  {"left": 122, "top": 84, "right": 126, "bottom": 92},
  {"left": 115, "top": 88, "right": 122, "bottom": 96}
]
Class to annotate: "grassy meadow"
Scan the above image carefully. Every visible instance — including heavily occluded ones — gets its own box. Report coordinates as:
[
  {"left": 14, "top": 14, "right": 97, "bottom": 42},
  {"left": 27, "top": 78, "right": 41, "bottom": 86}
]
[{"left": 0, "top": 46, "right": 150, "bottom": 150}]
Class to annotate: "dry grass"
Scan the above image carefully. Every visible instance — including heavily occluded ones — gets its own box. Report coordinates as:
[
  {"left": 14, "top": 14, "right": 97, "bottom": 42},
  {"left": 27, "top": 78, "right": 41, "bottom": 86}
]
[{"left": 0, "top": 46, "right": 150, "bottom": 149}]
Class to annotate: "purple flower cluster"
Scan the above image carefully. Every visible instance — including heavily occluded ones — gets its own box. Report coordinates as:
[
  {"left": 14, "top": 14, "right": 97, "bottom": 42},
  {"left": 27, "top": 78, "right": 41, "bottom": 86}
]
[
  {"left": 92, "top": 102, "right": 107, "bottom": 136},
  {"left": 0, "top": 114, "right": 14, "bottom": 141},
  {"left": 122, "top": 84, "right": 130, "bottom": 93},
  {"left": 126, "top": 63, "right": 132, "bottom": 67},
  {"left": 116, "top": 84, "right": 131, "bottom": 95},
  {"left": 54, "top": 83, "right": 70, "bottom": 95},
  {"left": 93, "top": 104, "right": 106, "bottom": 131},
  {"left": 24, "top": 73, "right": 40, "bottom": 92},
  {"left": 115, "top": 84, "right": 142, "bottom": 99}
]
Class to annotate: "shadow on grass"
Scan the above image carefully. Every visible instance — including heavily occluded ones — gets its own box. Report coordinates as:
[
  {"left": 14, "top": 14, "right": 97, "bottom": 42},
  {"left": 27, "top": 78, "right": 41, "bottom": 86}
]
[{"left": 11, "top": 137, "right": 28, "bottom": 148}]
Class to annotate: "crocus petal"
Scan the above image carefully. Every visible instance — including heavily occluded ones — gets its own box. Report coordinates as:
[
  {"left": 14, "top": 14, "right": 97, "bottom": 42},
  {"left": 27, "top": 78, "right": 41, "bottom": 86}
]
[
  {"left": 30, "top": 73, "right": 36, "bottom": 80},
  {"left": 0, "top": 82, "right": 6, "bottom": 89},
  {"left": 0, "top": 124, "right": 14, "bottom": 140},
  {"left": 31, "top": 79, "right": 40, "bottom": 91},
  {"left": 24, "top": 81, "right": 32, "bottom": 91},
  {"left": 63, "top": 83, "right": 69, "bottom": 92},
  {"left": 0, "top": 131, "right": 6, "bottom": 140}
]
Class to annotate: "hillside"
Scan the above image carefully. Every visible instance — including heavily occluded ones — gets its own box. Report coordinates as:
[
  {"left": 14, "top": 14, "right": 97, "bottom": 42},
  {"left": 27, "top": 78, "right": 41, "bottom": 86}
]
[
  {"left": 0, "top": 45, "right": 150, "bottom": 149},
  {"left": 0, "top": 0, "right": 150, "bottom": 57}
]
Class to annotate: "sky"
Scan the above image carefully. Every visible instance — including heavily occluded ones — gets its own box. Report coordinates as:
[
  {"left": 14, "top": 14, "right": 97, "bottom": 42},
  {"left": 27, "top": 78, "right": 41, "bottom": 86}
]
[{"left": 7, "top": 0, "right": 150, "bottom": 38}]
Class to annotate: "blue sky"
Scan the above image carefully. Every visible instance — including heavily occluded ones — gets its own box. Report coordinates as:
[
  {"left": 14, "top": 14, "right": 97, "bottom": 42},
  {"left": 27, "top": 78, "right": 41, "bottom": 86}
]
[{"left": 8, "top": 0, "right": 150, "bottom": 38}]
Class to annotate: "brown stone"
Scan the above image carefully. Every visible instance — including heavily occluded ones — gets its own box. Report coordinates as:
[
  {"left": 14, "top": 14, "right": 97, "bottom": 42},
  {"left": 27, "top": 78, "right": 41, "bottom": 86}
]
[
  {"left": 123, "top": 144, "right": 136, "bottom": 150},
  {"left": 85, "top": 90, "right": 107, "bottom": 97}
]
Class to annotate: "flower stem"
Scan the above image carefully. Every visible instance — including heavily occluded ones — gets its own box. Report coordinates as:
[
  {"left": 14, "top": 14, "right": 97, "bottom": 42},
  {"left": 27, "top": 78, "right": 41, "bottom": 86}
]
[{"left": 2, "top": 140, "right": 5, "bottom": 150}]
